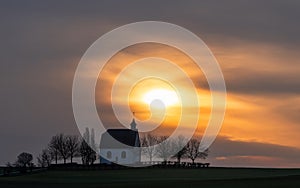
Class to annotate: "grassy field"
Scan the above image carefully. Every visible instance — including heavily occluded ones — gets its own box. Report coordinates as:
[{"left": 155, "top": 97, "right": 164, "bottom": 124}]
[{"left": 1, "top": 168, "right": 300, "bottom": 188}]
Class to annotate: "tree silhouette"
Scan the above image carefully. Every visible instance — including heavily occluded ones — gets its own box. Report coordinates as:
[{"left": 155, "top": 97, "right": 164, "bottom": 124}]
[
  {"left": 80, "top": 139, "right": 96, "bottom": 165},
  {"left": 185, "top": 139, "right": 208, "bottom": 164},
  {"left": 90, "top": 128, "right": 96, "bottom": 150},
  {"left": 15, "top": 152, "right": 33, "bottom": 168},
  {"left": 172, "top": 135, "right": 187, "bottom": 163},
  {"left": 155, "top": 136, "right": 173, "bottom": 162},
  {"left": 57, "top": 134, "right": 70, "bottom": 163},
  {"left": 83, "top": 127, "right": 90, "bottom": 144},
  {"left": 37, "top": 149, "right": 52, "bottom": 167},
  {"left": 48, "top": 134, "right": 61, "bottom": 164},
  {"left": 66, "top": 135, "right": 80, "bottom": 163},
  {"left": 141, "top": 133, "right": 158, "bottom": 163}
]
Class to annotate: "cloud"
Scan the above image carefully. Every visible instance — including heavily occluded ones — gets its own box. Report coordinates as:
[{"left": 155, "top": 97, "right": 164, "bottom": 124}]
[
  {"left": 209, "top": 136, "right": 300, "bottom": 167},
  {"left": 213, "top": 42, "right": 300, "bottom": 95}
]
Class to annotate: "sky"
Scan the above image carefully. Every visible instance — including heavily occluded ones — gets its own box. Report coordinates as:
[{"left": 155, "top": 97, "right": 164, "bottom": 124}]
[{"left": 1, "top": 0, "right": 300, "bottom": 167}]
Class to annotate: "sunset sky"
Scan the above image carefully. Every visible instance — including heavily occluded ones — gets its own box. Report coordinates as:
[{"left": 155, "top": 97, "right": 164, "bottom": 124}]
[{"left": 1, "top": 0, "right": 300, "bottom": 167}]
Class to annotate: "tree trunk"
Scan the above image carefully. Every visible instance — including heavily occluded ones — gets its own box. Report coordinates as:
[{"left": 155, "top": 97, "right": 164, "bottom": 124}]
[{"left": 71, "top": 156, "right": 73, "bottom": 163}]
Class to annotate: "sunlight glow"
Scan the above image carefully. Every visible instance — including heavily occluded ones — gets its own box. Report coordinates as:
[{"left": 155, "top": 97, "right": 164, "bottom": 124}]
[{"left": 143, "top": 89, "right": 179, "bottom": 107}]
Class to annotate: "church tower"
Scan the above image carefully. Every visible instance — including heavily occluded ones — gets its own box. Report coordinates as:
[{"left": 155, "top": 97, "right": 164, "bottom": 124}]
[
  {"left": 130, "top": 118, "right": 137, "bottom": 131},
  {"left": 130, "top": 112, "right": 138, "bottom": 131}
]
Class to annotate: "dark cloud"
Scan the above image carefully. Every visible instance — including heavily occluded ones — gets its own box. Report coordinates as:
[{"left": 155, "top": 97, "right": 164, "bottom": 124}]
[
  {"left": 225, "top": 68, "right": 300, "bottom": 95},
  {"left": 1, "top": 0, "right": 300, "bottom": 49},
  {"left": 209, "top": 136, "right": 300, "bottom": 167}
]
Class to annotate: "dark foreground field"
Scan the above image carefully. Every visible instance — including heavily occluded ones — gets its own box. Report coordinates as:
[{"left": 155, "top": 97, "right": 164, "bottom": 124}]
[{"left": 1, "top": 168, "right": 300, "bottom": 188}]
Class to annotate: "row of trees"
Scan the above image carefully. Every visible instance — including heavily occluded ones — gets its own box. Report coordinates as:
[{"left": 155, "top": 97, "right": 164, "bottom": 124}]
[
  {"left": 7, "top": 130, "right": 97, "bottom": 170},
  {"left": 39, "top": 133, "right": 208, "bottom": 166},
  {"left": 10, "top": 131, "right": 208, "bottom": 169},
  {"left": 37, "top": 129, "right": 97, "bottom": 167},
  {"left": 141, "top": 134, "right": 208, "bottom": 164}
]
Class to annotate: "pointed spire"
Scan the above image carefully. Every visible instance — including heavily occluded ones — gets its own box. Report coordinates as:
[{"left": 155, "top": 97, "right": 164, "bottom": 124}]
[{"left": 130, "top": 112, "right": 137, "bottom": 131}]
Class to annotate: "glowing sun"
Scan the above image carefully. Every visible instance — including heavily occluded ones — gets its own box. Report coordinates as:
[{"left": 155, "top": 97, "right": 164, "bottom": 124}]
[{"left": 143, "top": 89, "right": 179, "bottom": 107}]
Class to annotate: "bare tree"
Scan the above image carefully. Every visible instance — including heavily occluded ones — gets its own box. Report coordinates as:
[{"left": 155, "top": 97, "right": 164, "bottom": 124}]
[
  {"left": 172, "top": 135, "right": 187, "bottom": 163},
  {"left": 80, "top": 139, "right": 96, "bottom": 165},
  {"left": 83, "top": 128, "right": 90, "bottom": 144},
  {"left": 141, "top": 133, "right": 158, "bottom": 163},
  {"left": 37, "top": 149, "right": 52, "bottom": 167},
  {"left": 90, "top": 128, "right": 96, "bottom": 150},
  {"left": 155, "top": 136, "right": 173, "bottom": 162},
  {"left": 66, "top": 135, "right": 79, "bottom": 163},
  {"left": 48, "top": 134, "right": 60, "bottom": 164},
  {"left": 56, "top": 134, "right": 69, "bottom": 164},
  {"left": 15, "top": 152, "right": 33, "bottom": 168},
  {"left": 185, "top": 139, "right": 208, "bottom": 164}
]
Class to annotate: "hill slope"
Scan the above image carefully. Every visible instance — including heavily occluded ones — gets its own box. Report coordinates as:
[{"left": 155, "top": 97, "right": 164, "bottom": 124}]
[{"left": 1, "top": 168, "right": 300, "bottom": 188}]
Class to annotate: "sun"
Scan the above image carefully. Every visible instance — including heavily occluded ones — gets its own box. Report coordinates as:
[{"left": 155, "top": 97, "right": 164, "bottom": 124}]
[
  {"left": 128, "top": 79, "right": 181, "bottom": 120},
  {"left": 143, "top": 89, "right": 179, "bottom": 107}
]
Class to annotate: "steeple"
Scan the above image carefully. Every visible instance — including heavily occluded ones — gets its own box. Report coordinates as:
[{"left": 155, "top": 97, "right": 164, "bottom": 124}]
[{"left": 130, "top": 112, "right": 137, "bottom": 131}]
